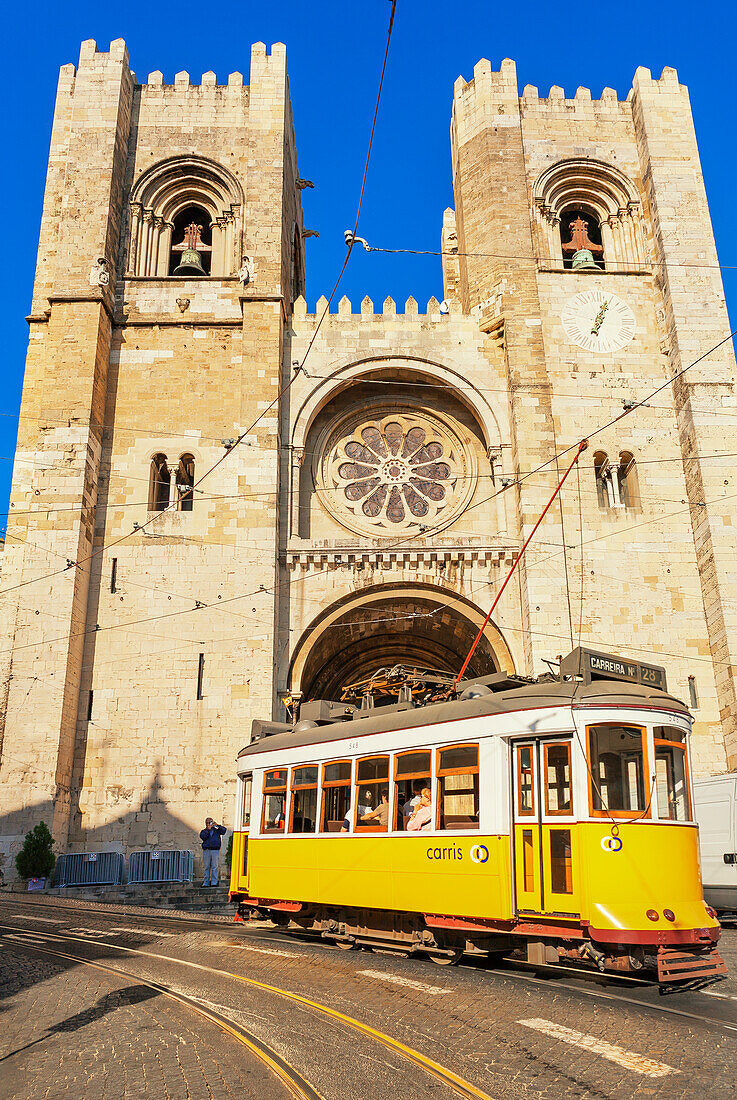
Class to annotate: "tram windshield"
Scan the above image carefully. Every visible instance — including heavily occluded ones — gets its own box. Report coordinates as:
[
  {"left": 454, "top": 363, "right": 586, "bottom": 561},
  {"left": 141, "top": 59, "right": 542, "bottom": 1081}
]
[
  {"left": 587, "top": 724, "right": 646, "bottom": 815},
  {"left": 654, "top": 726, "right": 691, "bottom": 821}
]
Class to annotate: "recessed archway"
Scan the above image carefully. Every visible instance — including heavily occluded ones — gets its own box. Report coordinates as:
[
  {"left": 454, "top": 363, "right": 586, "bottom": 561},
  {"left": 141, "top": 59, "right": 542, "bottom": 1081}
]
[{"left": 289, "top": 584, "right": 515, "bottom": 704}]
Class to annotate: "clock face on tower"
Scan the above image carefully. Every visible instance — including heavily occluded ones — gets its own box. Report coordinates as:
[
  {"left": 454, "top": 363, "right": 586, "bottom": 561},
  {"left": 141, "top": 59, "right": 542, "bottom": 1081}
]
[{"left": 561, "top": 289, "right": 636, "bottom": 353}]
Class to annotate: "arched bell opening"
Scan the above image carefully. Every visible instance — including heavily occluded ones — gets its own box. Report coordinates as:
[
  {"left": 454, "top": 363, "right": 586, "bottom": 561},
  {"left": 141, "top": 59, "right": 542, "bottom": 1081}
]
[
  {"left": 289, "top": 587, "right": 514, "bottom": 707},
  {"left": 169, "top": 205, "right": 213, "bottom": 275},
  {"left": 560, "top": 207, "right": 605, "bottom": 270}
]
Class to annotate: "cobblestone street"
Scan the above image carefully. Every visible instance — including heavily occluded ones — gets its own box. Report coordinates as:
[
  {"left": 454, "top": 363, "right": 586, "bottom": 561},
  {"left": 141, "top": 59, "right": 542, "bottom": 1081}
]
[
  {"left": 1, "top": 897, "right": 737, "bottom": 1100},
  {"left": 0, "top": 929, "right": 285, "bottom": 1100}
]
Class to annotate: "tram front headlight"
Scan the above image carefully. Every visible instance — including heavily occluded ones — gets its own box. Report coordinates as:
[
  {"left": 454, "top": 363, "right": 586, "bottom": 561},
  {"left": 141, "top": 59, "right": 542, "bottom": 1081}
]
[
  {"left": 646, "top": 909, "right": 659, "bottom": 922},
  {"left": 663, "top": 909, "right": 675, "bottom": 922}
]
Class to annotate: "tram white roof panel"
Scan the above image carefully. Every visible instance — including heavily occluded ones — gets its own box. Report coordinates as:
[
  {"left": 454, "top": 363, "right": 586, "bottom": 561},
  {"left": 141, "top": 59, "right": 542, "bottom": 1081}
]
[{"left": 237, "top": 680, "right": 688, "bottom": 761}]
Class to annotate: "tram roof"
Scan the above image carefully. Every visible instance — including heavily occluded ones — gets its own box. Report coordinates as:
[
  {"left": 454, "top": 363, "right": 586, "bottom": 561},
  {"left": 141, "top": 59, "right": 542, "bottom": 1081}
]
[{"left": 237, "top": 679, "right": 688, "bottom": 760}]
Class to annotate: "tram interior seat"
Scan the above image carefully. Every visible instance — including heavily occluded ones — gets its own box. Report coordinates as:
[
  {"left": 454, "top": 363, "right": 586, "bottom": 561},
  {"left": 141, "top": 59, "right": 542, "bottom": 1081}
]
[
  {"left": 443, "top": 814, "right": 477, "bottom": 829},
  {"left": 326, "top": 821, "right": 343, "bottom": 833}
]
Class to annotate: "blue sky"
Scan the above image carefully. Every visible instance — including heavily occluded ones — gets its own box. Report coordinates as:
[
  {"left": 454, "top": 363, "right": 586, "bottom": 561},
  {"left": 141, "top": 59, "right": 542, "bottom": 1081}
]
[{"left": 2, "top": 0, "right": 736, "bottom": 525}]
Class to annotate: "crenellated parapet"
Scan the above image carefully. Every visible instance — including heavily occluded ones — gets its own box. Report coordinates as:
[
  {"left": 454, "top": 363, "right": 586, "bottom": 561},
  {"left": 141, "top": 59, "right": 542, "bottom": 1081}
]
[
  {"left": 63, "top": 37, "right": 287, "bottom": 92},
  {"left": 452, "top": 57, "right": 684, "bottom": 114},
  {"left": 292, "top": 294, "right": 452, "bottom": 321}
]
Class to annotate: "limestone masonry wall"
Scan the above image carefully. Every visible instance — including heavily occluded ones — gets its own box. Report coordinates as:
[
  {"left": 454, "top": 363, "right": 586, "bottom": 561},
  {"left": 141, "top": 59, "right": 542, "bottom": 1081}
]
[{"left": 0, "top": 41, "right": 735, "bottom": 879}]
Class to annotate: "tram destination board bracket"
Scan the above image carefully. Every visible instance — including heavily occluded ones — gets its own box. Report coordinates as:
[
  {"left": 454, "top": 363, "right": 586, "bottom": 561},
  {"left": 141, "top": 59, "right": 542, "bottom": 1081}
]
[{"left": 560, "top": 647, "right": 666, "bottom": 691}]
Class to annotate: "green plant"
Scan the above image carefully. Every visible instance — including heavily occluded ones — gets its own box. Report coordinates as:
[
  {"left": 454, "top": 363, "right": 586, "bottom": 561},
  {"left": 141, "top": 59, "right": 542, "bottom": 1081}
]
[{"left": 15, "top": 821, "right": 56, "bottom": 881}]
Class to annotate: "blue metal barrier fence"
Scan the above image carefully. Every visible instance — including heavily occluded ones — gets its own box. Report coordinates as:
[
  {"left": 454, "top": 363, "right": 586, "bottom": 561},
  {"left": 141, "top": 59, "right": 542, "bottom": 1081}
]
[
  {"left": 128, "top": 849, "right": 194, "bottom": 884},
  {"left": 53, "top": 852, "right": 124, "bottom": 887}
]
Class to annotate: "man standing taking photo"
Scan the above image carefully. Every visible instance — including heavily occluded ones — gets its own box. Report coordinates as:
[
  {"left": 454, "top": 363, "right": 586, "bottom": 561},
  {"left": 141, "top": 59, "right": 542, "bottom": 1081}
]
[{"left": 200, "top": 816, "right": 227, "bottom": 887}]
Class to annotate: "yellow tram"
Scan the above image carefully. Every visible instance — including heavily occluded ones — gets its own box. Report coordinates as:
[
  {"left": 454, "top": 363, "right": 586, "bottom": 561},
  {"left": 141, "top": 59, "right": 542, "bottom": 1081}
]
[{"left": 229, "top": 649, "right": 726, "bottom": 990}]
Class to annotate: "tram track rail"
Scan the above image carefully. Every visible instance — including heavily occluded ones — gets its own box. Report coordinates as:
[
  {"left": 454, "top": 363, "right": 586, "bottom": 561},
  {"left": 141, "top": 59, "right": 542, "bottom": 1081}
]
[
  {"left": 2, "top": 902, "right": 737, "bottom": 1036},
  {"left": 0, "top": 921, "right": 497, "bottom": 1100},
  {"left": 0, "top": 932, "right": 323, "bottom": 1100}
]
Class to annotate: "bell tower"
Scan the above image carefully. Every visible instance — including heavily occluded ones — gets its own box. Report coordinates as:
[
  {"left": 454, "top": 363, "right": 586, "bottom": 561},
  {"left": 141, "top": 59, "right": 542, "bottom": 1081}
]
[
  {"left": 447, "top": 60, "right": 737, "bottom": 772},
  {"left": 0, "top": 39, "right": 305, "bottom": 873}
]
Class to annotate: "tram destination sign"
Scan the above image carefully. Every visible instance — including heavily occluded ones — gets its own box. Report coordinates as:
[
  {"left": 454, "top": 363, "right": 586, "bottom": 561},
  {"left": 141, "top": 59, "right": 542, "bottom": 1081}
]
[{"left": 560, "top": 647, "right": 667, "bottom": 691}]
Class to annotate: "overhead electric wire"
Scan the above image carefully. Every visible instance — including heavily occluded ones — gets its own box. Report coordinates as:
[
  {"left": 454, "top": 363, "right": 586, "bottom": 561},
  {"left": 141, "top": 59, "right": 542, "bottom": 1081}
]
[
  {"left": 349, "top": 238, "right": 737, "bottom": 273},
  {"left": 5, "top": 380, "right": 737, "bottom": 660},
  {"left": 0, "top": 0, "right": 399, "bottom": 601}
]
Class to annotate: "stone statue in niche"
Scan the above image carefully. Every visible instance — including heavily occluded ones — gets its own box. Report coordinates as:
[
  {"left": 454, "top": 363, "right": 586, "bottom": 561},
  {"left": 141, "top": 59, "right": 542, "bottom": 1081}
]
[
  {"left": 89, "top": 256, "right": 111, "bottom": 287},
  {"left": 238, "top": 255, "right": 254, "bottom": 285}
]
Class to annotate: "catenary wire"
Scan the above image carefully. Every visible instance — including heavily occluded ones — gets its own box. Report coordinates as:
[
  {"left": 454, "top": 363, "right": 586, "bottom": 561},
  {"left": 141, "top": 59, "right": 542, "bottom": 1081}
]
[{"left": 0, "top": 0, "right": 399, "bottom": 598}]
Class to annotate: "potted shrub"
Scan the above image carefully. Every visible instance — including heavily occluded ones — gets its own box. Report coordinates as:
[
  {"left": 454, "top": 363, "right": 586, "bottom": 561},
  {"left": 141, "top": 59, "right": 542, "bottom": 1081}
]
[{"left": 16, "top": 821, "right": 55, "bottom": 890}]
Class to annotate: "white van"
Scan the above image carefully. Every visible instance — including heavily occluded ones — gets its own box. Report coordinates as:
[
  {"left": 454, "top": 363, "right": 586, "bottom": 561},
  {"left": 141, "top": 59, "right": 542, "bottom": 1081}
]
[{"left": 693, "top": 773, "right": 737, "bottom": 913}]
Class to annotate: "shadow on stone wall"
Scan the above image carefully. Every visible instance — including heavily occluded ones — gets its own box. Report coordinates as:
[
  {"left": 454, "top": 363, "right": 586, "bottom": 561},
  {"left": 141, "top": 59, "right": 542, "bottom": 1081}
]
[{"left": 0, "top": 766, "right": 214, "bottom": 886}]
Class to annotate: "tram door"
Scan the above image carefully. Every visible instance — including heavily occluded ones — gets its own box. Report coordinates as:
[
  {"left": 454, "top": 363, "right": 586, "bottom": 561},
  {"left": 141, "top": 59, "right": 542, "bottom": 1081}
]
[{"left": 512, "top": 740, "right": 576, "bottom": 917}]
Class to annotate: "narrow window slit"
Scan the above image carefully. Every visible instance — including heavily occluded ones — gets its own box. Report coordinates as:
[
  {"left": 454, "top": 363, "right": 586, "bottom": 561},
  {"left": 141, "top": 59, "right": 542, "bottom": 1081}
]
[{"left": 196, "top": 653, "right": 205, "bottom": 700}]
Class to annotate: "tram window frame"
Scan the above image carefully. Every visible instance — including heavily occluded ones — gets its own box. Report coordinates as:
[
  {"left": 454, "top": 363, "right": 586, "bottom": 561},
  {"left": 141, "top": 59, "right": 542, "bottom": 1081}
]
[
  {"left": 436, "top": 744, "right": 479, "bottom": 831},
  {"left": 543, "top": 742, "right": 573, "bottom": 816},
  {"left": 654, "top": 726, "right": 692, "bottom": 822},
  {"left": 586, "top": 723, "right": 650, "bottom": 819},
  {"left": 321, "top": 760, "right": 353, "bottom": 833},
  {"left": 516, "top": 744, "right": 536, "bottom": 817},
  {"left": 549, "top": 828, "right": 573, "bottom": 894},
  {"left": 261, "top": 768, "right": 288, "bottom": 834},
  {"left": 288, "top": 765, "right": 319, "bottom": 834},
  {"left": 393, "top": 751, "right": 432, "bottom": 831},
  {"left": 240, "top": 774, "right": 253, "bottom": 830},
  {"left": 354, "top": 755, "right": 391, "bottom": 833}
]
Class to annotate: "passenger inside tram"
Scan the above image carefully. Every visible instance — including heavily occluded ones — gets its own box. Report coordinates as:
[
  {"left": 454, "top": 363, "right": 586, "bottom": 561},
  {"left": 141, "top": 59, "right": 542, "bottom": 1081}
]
[
  {"left": 402, "top": 779, "right": 424, "bottom": 820},
  {"left": 359, "top": 788, "right": 389, "bottom": 828},
  {"left": 406, "top": 787, "right": 433, "bottom": 832}
]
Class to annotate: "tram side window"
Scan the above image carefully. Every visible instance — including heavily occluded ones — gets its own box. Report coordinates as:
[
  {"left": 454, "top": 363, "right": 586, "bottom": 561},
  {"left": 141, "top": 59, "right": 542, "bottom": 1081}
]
[
  {"left": 321, "top": 761, "right": 352, "bottom": 833},
  {"left": 262, "top": 769, "right": 287, "bottom": 833},
  {"left": 550, "top": 829, "right": 573, "bottom": 894},
  {"left": 654, "top": 726, "right": 691, "bottom": 821},
  {"left": 289, "top": 766, "right": 318, "bottom": 834},
  {"left": 241, "top": 774, "right": 253, "bottom": 829},
  {"left": 394, "top": 751, "right": 431, "bottom": 830},
  {"left": 437, "top": 745, "right": 479, "bottom": 830},
  {"left": 355, "top": 756, "right": 390, "bottom": 832},
  {"left": 516, "top": 745, "right": 535, "bottom": 816},
  {"left": 544, "top": 743, "right": 572, "bottom": 815},
  {"left": 588, "top": 725, "right": 646, "bottom": 815}
]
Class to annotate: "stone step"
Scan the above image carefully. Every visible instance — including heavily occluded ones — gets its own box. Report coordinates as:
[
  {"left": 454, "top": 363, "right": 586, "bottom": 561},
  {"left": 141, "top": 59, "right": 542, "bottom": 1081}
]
[{"left": 33, "top": 881, "right": 233, "bottom": 913}]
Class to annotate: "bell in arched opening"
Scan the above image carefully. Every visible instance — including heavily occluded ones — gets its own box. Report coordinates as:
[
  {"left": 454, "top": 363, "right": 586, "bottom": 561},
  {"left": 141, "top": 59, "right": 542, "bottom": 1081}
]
[
  {"left": 171, "top": 216, "right": 212, "bottom": 276},
  {"left": 561, "top": 211, "right": 604, "bottom": 271}
]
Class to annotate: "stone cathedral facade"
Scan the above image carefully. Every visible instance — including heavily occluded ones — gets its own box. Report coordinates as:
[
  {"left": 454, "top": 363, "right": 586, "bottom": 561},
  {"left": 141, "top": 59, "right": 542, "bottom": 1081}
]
[{"left": 1, "top": 38, "right": 736, "bottom": 875}]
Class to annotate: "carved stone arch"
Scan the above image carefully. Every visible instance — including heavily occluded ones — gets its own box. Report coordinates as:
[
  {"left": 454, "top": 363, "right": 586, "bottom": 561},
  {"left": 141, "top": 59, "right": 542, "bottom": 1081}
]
[
  {"left": 288, "top": 357, "right": 506, "bottom": 540},
  {"left": 291, "top": 356, "right": 504, "bottom": 453},
  {"left": 532, "top": 158, "right": 646, "bottom": 271},
  {"left": 287, "top": 583, "right": 515, "bottom": 703},
  {"left": 126, "top": 156, "right": 244, "bottom": 277}
]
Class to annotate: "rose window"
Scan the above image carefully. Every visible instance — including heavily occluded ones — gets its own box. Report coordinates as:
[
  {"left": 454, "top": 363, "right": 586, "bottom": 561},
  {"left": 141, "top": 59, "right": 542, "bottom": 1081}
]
[{"left": 317, "top": 411, "right": 474, "bottom": 536}]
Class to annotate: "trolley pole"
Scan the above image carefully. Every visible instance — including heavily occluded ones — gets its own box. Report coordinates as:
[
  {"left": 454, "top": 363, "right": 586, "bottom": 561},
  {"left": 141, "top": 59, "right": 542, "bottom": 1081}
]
[{"left": 455, "top": 438, "right": 589, "bottom": 685}]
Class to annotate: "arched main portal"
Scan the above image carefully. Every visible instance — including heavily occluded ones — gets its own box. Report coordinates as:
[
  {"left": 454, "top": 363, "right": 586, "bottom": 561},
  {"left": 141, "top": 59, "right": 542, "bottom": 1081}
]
[{"left": 290, "top": 585, "right": 515, "bottom": 704}]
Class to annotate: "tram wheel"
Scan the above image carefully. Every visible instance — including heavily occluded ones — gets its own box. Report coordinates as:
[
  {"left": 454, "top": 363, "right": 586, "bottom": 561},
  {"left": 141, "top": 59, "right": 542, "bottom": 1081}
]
[
  {"left": 428, "top": 949, "right": 462, "bottom": 966},
  {"left": 335, "top": 938, "right": 359, "bottom": 951}
]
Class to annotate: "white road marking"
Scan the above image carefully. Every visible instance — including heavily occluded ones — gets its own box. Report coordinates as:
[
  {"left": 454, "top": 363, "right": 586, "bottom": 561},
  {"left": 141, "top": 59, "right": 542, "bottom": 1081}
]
[
  {"left": 2, "top": 915, "right": 65, "bottom": 925},
  {"left": 3, "top": 933, "right": 50, "bottom": 943},
  {"left": 517, "top": 1018, "right": 677, "bottom": 1078},
  {"left": 103, "top": 926, "right": 180, "bottom": 937},
  {"left": 357, "top": 970, "right": 449, "bottom": 995},
  {"left": 66, "top": 927, "right": 120, "bottom": 937},
  {"left": 233, "top": 945, "right": 296, "bottom": 958}
]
